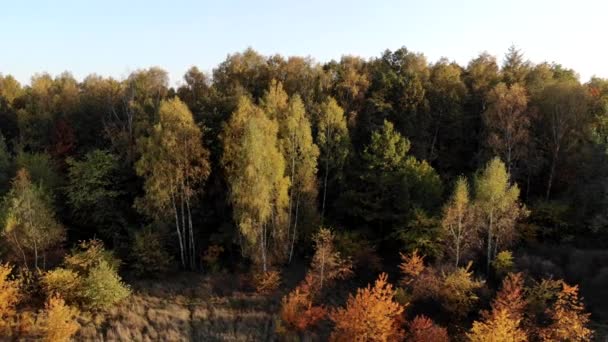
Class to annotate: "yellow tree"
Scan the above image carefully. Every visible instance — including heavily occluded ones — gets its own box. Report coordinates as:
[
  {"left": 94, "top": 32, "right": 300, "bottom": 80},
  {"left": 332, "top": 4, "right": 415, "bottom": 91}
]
[
  {"left": 262, "top": 81, "right": 319, "bottom": 262},
  {"left": 442, "top": 176, "right": 475, "bottom": 266},
  {"left": 2, "top": 169, "right": 64, "bottom": 269},
  {"left": 317, "top": 97, "right": 350, "bottom": 220},
  {"left": 483, "top": 82, "right": 529, "bottom": 175},
  {"left": 0, "top": 263, "right": 20, "bottom": 336},
  {"left": 474, "top": 157, "right": 527, "bottom": 274},
  {"left": 309, "top": 227, "right": 352, "bottom": 293},
  {"left": 329, "top": 273, "right": 405, "bottom": 341},
  {"left": 41, "top": 295, "right": 80, "bottom": 342},
  {"left": 136, "top": 97, "right": 210, "bottom": 269},
  {"left": 222, "top": 96, "right": 289, "bottom": 272}
]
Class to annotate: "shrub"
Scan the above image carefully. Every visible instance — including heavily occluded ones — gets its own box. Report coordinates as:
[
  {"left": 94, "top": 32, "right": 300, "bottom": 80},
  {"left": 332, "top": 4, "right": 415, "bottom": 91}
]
[
  {"left": 439, "top": 262, "right": 484, "bottom": 317},
  {"left": 0, "top": 263, "right": 21, "bottom": 336},
  {"left": 202, "top": 244, "right": 224, "bottom": 273},
  {"left": 407, "top": 315, "right": 449, "bottom": 342},
  {"left": 131, "top": 229, "right": 172, "bottom": 277},
  {"left": 329, "top": 273, "right": 405, "bottom": 341},
  {"left": 279, "top": 276, "right": 327, "bottom": 332},
  {"left": 41, "top": 295, "right": 80, "bottom": 342},
  {"left": 81, "top": 261, "right": 130, "bottom": 310},
  {"left": 253, "top": 270, "right": 281, "bottom": 295},
  {"left": 492, "top": 250, "right": 514, "bottom": 277},
  {"left": 399, "top": 249, "right": 425, "bottom": 286},
  {"left": 65, "top": 239, "right": 120, "bottom": 274},
  {"left": 42, "top": 268, "right": 82, "bottom": 304}
]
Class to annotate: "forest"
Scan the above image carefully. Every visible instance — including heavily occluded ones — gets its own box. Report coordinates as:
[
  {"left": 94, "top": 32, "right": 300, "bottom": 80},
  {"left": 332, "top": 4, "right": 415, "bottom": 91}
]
[{"left": 0, "top": 45, "right": 606, "bottom": 341}]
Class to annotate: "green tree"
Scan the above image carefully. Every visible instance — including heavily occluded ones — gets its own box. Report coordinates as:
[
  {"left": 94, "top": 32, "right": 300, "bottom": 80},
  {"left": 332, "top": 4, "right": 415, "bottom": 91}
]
[
  {"left": 502, "top": 45, "right": 530, "bottom": 86},
  {"left": 317, "top": 97, "right": 350, "bottom": 220},
  {"left": 65, "top": 150, "right": 123, "bottom": 241},
  {"left": 222, "top": 96, "right": 289, "bottom": 272},
  {"left": 135, "top": 97, "right": 210, "bottom": 269},
  {"left": 474, "top": 157, "right": 526, "bottom": 274},
  {"left": 2, "top": 169, "right": 64, "bottom": 269}
]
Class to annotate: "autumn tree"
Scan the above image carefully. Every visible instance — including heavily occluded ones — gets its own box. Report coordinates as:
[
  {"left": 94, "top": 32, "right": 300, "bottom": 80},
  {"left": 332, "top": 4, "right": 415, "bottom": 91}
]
[
  {"left": 135, "top": 97, "right": 210, "bottom": 269},
  {"left": 2, "top": 169, "right": 64, "bottom": 269},
  {"left": 329, "top": 273, "right": 405, "bottom": 342},
  {"left": 538, "top": 81, "right": 590, "bottom": 199},
  {"left": 317, "top": 97, "right": 350, "bottom": 220},
  {"left": 468, "top": 308, "right": 527, "bottom": 342},
  {"left": 442, "top": 176, "right": 475, "bottom": 266},
  {"left": 540, "top": 281, "right": 593, "bottom": 341},
  {"left": 222, "top": 96, "right": 289, "bottom": 272},
  {"left": 407, "top": 315, "right": 449, "bottom": 342},
  {"left": 439, "top": 262, "right": 484, "bottom": 317},
  {"left": 474, "top": 157, "right": 527, "bottom": 274},
  {"left": 41, "top": 295, "right": 80, "bottom": 342},
  {"left": 483, "top": 83, "right": 530, "bottom": 174},
  {"left": 309, "top": 227, "right": 352, "bottom": 293},
  {"left": 399, "top": 249, "right": 425, "bottom": 287},
  {"left": 262, "top": 82, "right": 319, "bottom": 261}
]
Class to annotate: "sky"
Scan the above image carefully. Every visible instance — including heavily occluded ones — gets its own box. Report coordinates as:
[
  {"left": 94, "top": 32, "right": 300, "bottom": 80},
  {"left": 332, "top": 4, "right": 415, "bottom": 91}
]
[{"left": 1, "top": 0, "right": 606, "bottom": 86}]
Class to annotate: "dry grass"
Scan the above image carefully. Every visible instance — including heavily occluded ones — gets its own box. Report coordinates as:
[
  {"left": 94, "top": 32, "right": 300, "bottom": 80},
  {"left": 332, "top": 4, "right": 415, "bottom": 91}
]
[{"left": 74, "top": 273, "right": 280, "bottom": 341}]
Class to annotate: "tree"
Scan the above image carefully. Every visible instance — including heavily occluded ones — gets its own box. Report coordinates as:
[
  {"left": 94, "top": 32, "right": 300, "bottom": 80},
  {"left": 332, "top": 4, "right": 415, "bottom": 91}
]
[
  {"left": 65, "top": 150, "right": 124, "bottom": 241},
  {"left": 468, "top": 308, "right": 527, "bottom": 342},
  {"left": 2, "top": 169, "right": 64, "bottom": 269},
  {"left": 222, "top": 96, "right": 289, "bottom": 272},
  {"left": 439, "top": 262, "right": 484, "bottom": 317},
  {"left": 442, "top": 176, "right": 475, "bottom": 266},
  {"left": 399, "top": 249, "right": 425, "bottom": 287},
  {"left": 262, "top": 82, "right": 319, "bottom": 261},
  {"left": 483, "top": 83, "right": 530, "bottom": 175},
  {"left": 538, "top": 81, "right": 590, "bottom": 199},
  {"left": 540, "top": 282, "right": 593, "bottom": 341},
  {"left": 41, "top": 295, "right": 80, "bottom": 342},
  {"left": 0, "top": 133, "right": 11, "bottom": 193},
  {"left": 502, "top": 46, "right": 530, "bottom": 86},
  {"left": 317, "top": 97, "right": 350, "bottom": 220},
  {"left": 407, "top": 315, "right": 449, "bottom": 342},
  {"left": 474, "top": 157, "right": 526, "bottom": 274},
  {"left": 329, "top": 273, "right": 405, "bottom": 342},
  {"left": 135, "top": 97, "right": 210, "bottom": 269},
  {"left": 309, "top": 227, "right": 352, "bottom": 293}
]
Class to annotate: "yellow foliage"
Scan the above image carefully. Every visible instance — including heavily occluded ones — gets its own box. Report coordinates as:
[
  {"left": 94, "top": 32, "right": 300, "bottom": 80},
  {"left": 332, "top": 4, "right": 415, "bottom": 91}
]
[
  {"left": 468, "top": 308, "right": 527, "bottom": 342},
  {"left": 329, "top": 273, "right": 405, "bottom": 342},
  {"left": 253, "top": 270, "right": 281, "bottom": 295},
  {"left": 0, "top": 263, "right": 21, "bottom": 336},
  {"left": 440, "top": 262, "right": 484, "bottom": 317},
  {"left": 42, "top": 295, "right": 80, "bottom": 342}
]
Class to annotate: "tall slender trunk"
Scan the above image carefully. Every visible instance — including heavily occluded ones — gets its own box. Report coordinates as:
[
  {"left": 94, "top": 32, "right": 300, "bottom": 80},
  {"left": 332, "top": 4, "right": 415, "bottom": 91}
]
[
  {"left": 289, "top": 194, "right": 300, "bottom": 263},
  {"left": 486, "top": 211, "right": 493, "bottom": 275},
  {"left": 186, "top": 197, "right": 195, "bottom": 270},
  {"left": 171, "top": 191, "right": 186, "bottom": 268},
  {"left": 12, "top": 231, "right": 28, "bottom": 270}
]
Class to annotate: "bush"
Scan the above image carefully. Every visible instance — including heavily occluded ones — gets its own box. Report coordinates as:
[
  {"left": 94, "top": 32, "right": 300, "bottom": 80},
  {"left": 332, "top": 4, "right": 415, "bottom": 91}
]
[
  {"left": 65, "top": 239, "right": 120, "bottom": 274},
  {"left": 492, "top": 250, "right": 515, "bottom": 277},
  {"left": 439, "top": 262, "right": 484, "bottom": 317},
  {"left": 41, "top": 295, "right": 80, "bottom": 342},
  {"left": 131, "top": 229, "right": 172, "bottom": 277},
  {"left": 41, "top": 268, "right": 81, "bottom": 304},
  {"left": 253, "top": 270, "right": 281, "bottom": 295},
  {"left": 0, "top": 263, "right": 21, "bottom": 336},
  {"left": 407, "top": 315, "right": 449, "bottom": 342},
  {"left": 279, "top": 276, "right": 326, "bottom": 333},
  {"left": 81, "top": 261, "right": 130, "bottom": 310}
]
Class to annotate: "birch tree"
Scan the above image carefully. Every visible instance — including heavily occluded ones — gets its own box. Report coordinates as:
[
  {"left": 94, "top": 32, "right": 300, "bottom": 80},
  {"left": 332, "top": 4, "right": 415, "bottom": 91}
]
[
  {"left": 442, "top": 176, "right": 474, "bottom": 267},
  {"left": 222, "top": 96, "right": 289, "bottom": 272},
  {"left": 135, "top": 97, "right": 210, "bottom": 270},
  {"left": 2, "top": 169, "right": 64, "bottom": 269}
]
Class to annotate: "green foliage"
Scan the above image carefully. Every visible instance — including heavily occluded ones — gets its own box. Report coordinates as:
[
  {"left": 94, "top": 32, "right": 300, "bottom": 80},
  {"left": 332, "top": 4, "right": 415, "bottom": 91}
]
[
  {"left": 492, "top": 250, "right": 515, "bottom": 278},
  {"left": 394, "top": 209, "right": 443, "bottom": 260},
  {"left": 81, "top": 261, "right": 131, "bottom": 310},
  {"left": 0, "top": 134, "right": 11, "bottom": 193},
  {"left": 440, "top": 262, "right": 484, "bottom": 317},
  {"left": 41, "top": 268, "right": 81, "bottom": 304},
  {"left": 14, "top": 151, "right": 61, "bottom": 196},
  {"left": 131, "top": 228, "right": 172, "bottom": 277},
  {"left": 64, "top": 239, "right": 120, "bottom": 274},
  {"left": 65, "top": 150, "right": 124, "bottom": 239}
]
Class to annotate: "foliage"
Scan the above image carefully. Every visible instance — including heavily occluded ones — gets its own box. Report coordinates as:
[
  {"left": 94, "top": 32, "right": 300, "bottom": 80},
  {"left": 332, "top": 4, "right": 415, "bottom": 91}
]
[
  {"left": 131, "top": 228, "right": 172, "bottom": 277},
  {"left": 329, "top": 273, "right": 405, "bottom": 342},
  {"left": 0, "top": 263, "right": 21, "bottom": 336},
  {"left": 407, "top": 315, "right": 449, "bottom": 342},
  {"left": 2, "top": 168, "right": 64, "bottom": 269},
  {"left": 279, "top": 275, "right": 326, "bottom": 332},
  {"left": 42, "top": 267, "right": 81, "bottom": 304},
  {"left": 492, "top": 250, "right": 515, "bottom": 277},
  {"left": 468, "top": 308, "right": 527, "bottom": 342},
  {"left": 309, "top": 227, "right": 352, "bottom": 293},
  {"left": 64, "top": 239, "right": 120, "bottom": 274},
  {"left": 439, "top": 262, "right": 484, "bottom": 317},
  {"left": 398, "top": 249, "right": 425, "bottom": 286},
  {"left": 253, "top": 270, "right": 282, "bottom": 295},
  {"left": 81, "top": 260, "right": 131, "bottom": 310},
  {"left": 442, "top": 176, "right": 475, "bottom": 266},
  {"left": 539, "top": 281, "right": 593, "bottom": 341},
  {"left": 41, "top": 295, "right": 80, "bottom": 342}
]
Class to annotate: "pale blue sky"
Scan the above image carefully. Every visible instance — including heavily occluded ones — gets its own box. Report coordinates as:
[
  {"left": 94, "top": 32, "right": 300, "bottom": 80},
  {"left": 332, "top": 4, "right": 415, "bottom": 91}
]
[{"left": 1, "top": 0, "right": 606, "bottom": 86}]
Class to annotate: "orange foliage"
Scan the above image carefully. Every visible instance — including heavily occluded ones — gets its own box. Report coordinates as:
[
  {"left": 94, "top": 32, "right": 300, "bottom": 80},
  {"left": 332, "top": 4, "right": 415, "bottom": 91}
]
[
  {"left": 539, "top": 282, "right": 593, "bottom": 341},
  {"left": 0, "top": 263, "right": 21, "bottom": 336},
  {"left": 399, "top": 249, "right": 425, "bottom": 286},
  {"left": 42, "top": 295, "right": 80, "bottom": 342},
  {"left": 280, "top": 275, "right": 327, "bottom": 332},
  {"left": 485, "top": 272, "right": 525, "bottom": 321},
  {"left": 253, "top": 270, "right": 281, "bottom": 294},
  {"left": 407, "top": 315, "right": 449, "bottom": 342},
  {"left": 329, "top": 273, "right": 405, "bottom": 341}
]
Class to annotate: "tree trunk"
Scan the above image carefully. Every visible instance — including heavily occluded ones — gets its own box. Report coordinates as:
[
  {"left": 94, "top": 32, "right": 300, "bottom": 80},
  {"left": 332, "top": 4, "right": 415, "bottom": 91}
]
[
  {"left": 486, "top": 211, "right": 493, "bottom": 275},
  {"left": 171, "top": 192, "right": 186, "bottom": 269},
  {"left": 288, "top": 194, "right": 300, "bottom": 263}
]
